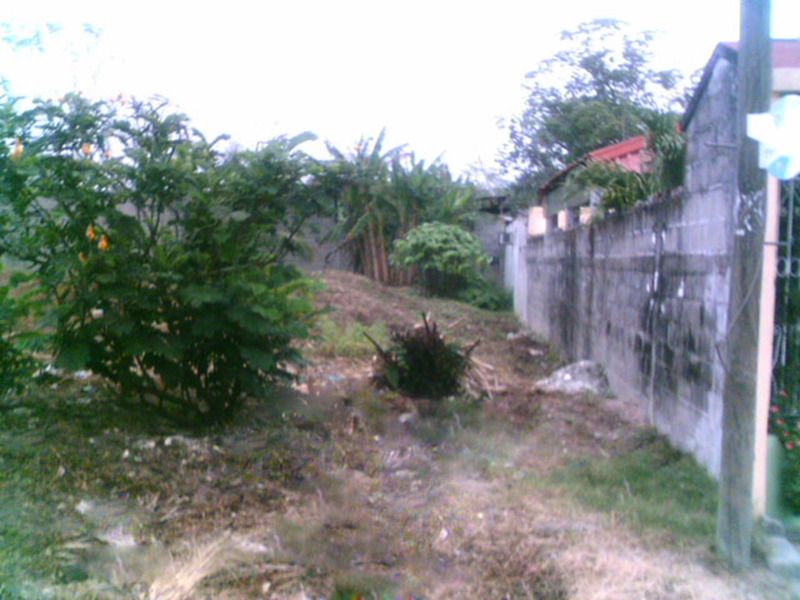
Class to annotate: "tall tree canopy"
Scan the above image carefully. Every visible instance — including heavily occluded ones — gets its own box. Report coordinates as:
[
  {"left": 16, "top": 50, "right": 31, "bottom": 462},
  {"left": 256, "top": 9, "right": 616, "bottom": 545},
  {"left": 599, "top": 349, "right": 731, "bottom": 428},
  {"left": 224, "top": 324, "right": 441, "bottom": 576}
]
[{"left": 503, "top": 19, "right": 690, "bottom": 195}]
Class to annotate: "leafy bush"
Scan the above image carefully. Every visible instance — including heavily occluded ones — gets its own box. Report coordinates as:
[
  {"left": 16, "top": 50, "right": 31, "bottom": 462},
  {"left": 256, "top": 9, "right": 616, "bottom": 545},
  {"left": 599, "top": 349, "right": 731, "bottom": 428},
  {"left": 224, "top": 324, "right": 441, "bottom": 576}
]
[
  {"left": 0, "top": 94, "right": 319, "bottom": 422},
  {"left": 568, "top": 161, "right": 655, "bottom": 212},
  {"left": 455, "top": 278, "right": 512, "bottom": 312},
  {"left": 391, "top": 222, "right": 488, "bottom": 297},
  {"left": 769, "top": 400, "right": 800, "bottom": 512},
  {"left": 0, "top": 270, "right": 39, "bottom": 398}
]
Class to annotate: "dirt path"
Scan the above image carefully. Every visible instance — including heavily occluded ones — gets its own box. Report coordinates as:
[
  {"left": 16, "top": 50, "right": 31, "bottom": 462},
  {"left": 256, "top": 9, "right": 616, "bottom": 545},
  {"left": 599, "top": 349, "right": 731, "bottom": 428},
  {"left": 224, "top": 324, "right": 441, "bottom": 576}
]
[{"left": 0, "top": 271, "right": 793, "bottom": 599}]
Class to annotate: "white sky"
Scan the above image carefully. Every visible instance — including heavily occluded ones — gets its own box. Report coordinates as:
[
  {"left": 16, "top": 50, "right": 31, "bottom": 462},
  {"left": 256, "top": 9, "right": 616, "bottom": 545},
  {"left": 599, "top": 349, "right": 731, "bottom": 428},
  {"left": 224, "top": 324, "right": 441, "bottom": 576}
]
[{"left": 2, "top": 1, "right": 798, "bottom": 179}]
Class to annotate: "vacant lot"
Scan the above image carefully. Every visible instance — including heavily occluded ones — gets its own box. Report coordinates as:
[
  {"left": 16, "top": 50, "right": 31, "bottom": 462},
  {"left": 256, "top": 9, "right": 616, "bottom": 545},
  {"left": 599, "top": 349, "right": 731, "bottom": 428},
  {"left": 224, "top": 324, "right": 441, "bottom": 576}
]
[{"left": 0, "top": 271, "right": 790, "bottom": 599}]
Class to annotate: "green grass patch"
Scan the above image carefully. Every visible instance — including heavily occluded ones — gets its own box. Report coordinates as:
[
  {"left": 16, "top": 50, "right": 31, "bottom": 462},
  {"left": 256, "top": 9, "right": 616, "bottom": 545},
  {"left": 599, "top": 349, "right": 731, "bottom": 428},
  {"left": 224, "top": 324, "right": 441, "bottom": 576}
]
[
  {"left": 331, "top": 571, "right": 400, "bottom": 600},
  {"left": 551, "top": 429, "right": 717, "bottom": 541},
  {"left": 313, "top": 316, "right": 390, "bottom": 358}
]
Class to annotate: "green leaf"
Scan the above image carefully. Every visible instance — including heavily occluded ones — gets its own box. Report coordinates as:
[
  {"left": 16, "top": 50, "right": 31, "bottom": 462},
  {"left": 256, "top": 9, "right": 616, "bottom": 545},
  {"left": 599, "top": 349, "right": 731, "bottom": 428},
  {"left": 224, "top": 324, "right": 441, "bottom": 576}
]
[
  {"left": 385, "top": 362, "right": 400, "bottom": 390},
  {"left": 180, "top": 285, "right": 227, "bottom": 307},
  {"left": 56, "top": 340, "right": 90, "bottom": 371},
  {"left": 240, "top": 346, "right": 277, "bottom": 372}
]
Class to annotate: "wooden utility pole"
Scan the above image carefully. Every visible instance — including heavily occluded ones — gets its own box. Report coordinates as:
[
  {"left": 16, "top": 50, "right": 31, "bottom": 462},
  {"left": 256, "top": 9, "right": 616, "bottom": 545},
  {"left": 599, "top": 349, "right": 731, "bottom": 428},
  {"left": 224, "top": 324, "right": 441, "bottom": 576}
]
[{"left": 717, "top": 0, "right": 772, "bottom": 570}]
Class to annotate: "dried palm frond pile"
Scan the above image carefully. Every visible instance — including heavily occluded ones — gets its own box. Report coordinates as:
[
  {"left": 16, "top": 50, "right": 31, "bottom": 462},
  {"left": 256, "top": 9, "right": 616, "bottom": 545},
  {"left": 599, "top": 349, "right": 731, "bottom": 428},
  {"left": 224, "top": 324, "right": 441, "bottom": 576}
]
[{"left": 365, "top": 312, "right": 491, "bottom": 400}]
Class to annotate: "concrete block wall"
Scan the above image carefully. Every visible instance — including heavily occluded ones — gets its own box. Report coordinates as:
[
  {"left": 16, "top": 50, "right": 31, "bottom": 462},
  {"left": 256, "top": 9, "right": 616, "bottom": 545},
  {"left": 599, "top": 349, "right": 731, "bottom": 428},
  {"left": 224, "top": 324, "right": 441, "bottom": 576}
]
[
  {"left": 523, "top": 193, "right": 731, "bottom": 476},
  {"left": 285, "top": 216, "right": 355, "bottom": 273},
  {"left": 516, "top": 50, "right": 738, "bottom": 477},
  {"left": 473, "top": 214, "right": 507, "bottom": 286}
]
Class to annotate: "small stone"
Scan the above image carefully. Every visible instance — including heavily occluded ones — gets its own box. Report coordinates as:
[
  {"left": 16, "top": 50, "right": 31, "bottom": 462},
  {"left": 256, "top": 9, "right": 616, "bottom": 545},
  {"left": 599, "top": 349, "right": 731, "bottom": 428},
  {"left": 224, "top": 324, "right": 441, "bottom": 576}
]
[
  {"left": 75, "top": 499, "right": 94, "bottom": 515},
  {"left": 533, "top": 360, "right": 612, "bottom": 397},
  {"left": 398, "top": 412, "right": 416, "bottom": 424}
]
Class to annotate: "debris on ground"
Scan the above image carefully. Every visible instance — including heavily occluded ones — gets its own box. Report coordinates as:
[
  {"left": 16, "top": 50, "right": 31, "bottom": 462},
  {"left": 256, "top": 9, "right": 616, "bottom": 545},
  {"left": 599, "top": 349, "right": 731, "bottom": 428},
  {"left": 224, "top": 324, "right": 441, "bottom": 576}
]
[
  {"left": 533, "top": 360, "right": 613, "bottom": 397},
  {"left": 366, "top": 312, "right": 477, "bottom": 400}
]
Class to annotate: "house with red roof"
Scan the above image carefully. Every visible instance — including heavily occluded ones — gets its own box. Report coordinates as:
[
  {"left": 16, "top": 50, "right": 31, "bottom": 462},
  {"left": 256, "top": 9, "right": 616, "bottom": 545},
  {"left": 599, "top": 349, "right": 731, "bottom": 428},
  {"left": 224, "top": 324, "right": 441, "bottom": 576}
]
[{"left": 532, "top": 133, "right": 656, "bottom": 233}]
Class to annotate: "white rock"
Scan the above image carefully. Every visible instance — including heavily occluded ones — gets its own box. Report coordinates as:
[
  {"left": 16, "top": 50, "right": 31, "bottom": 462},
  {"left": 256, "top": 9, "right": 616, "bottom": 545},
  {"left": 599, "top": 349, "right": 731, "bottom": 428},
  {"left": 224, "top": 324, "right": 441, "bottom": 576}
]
[{"left": 533, "top": 360, "right": 612, "bottom": 397}]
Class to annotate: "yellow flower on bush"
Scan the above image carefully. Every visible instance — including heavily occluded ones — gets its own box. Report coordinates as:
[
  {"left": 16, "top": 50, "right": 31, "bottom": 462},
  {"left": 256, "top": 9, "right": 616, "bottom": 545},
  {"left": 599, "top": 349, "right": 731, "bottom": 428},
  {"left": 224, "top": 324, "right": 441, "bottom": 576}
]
[
  {"left": 79, "top": 252, "right": 87, "bottom": 264},
  {"left": 82, "top": 142, "right": 92, "bottom": 156},
  {"left": 86, "top": 224, "right": 97, "bottom": 241},
  {"left": 11, "top": 138, "right": 23, "bottom": 161},
  {"left": 98, "top": 234, "right": 109, "bottom": 251}
]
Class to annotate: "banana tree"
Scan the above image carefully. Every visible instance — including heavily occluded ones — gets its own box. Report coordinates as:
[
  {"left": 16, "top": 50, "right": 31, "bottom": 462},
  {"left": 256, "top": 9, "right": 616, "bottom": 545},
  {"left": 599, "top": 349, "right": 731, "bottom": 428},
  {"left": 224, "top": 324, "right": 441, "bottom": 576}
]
[
  {"left": 321, "top": 131, "right": 481, "bottom": 286},
  {"left": 322, "top": 129, "right": 404, "bottom": 284}
]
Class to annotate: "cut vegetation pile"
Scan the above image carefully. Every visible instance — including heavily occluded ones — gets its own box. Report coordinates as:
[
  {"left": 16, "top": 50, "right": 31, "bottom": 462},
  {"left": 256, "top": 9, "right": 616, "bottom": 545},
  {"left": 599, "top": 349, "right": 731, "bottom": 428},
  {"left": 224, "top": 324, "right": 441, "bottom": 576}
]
[{"left": 0, "top": 270, "right": 792, "bottom": 599}]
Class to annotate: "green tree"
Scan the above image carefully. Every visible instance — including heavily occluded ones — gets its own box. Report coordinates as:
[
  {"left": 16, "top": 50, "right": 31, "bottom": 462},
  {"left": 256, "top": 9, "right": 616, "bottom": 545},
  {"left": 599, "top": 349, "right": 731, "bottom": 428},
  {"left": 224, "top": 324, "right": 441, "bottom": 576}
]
[
  {"left": 391, "top": 155, "right": 478, "bottom": 229},
  {"left": 320, "top": 130, "right": 402, "bottom": 284},
  {"left": 319, "top": 132, "right": 480, "bottom": 285},
  {"left": 504, "top": 19, "right": 687, "bottom": 195},
  {"left": 0, "top": 93, "right": 318, "bottom": 422}
]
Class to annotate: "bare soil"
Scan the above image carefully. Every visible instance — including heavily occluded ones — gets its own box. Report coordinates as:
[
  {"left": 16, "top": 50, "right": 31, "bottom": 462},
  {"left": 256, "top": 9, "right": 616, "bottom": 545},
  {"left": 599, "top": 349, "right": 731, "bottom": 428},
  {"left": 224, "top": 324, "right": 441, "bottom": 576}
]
[{"left": 0, "top": 270, "right": 792, "bottom": 599}]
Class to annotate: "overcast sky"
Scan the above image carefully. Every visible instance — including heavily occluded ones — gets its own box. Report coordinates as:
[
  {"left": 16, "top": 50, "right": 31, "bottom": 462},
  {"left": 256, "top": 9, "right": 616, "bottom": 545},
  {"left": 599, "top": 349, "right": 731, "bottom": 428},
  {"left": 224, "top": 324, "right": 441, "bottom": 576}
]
[{"left": 2, "top": 1, "right": 798, "bottom": 179}]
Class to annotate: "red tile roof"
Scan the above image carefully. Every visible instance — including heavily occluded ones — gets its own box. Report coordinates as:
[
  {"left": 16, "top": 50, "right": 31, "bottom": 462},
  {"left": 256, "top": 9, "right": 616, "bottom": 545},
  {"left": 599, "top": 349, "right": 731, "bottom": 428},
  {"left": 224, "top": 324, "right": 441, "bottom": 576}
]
[
  {"left": 588, "top": 135, "right": 650, "bottom": 174},
  {"left": 538, "top": 136, "right": 651, "bottom": 198},
  {"left": 588, "top": 135, "right": 646, "bottom": 160}
]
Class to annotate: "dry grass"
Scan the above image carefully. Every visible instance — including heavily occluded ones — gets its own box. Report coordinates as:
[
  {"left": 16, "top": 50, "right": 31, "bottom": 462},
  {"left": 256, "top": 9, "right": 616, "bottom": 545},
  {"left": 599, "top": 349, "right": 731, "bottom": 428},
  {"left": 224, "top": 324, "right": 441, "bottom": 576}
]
[
  {"left": 428, "top": 471, "right": 792, "bottom": 600},
  {"left": 148, "top": 535, "right": 237, "bottom": 600},
  {"left": 146, "top": 532, "right": 293, "bottom": 600}
]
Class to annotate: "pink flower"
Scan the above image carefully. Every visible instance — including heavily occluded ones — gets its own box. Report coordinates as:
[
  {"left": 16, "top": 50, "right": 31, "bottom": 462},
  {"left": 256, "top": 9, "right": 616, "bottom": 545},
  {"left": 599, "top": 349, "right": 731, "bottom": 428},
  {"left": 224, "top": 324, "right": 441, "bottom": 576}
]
[
  {"left": 778, "top": 418, "right": 785, "bottom": 426},
  {"left": 772, "top": 405, "right": 781, "bottom": 413},
  {"left": 787, "top": 442, "right": 795, "bottom": 451}
]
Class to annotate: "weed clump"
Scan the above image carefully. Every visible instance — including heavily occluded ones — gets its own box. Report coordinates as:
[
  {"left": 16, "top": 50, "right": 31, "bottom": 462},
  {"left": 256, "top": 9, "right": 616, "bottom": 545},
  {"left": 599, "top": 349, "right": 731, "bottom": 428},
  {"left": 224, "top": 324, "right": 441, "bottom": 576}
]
[{"left": 367, "top": 313, "right": 470, "bottom": 399}]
